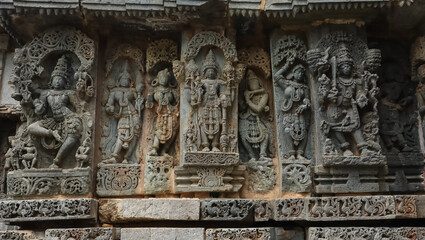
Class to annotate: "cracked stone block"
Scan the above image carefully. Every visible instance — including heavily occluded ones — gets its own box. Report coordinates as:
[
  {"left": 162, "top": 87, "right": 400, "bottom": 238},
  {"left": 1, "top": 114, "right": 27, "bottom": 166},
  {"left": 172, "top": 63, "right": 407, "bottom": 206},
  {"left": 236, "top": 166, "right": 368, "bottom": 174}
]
[{"left": 121, "top": 228, "right": 204, "bottom": 240}]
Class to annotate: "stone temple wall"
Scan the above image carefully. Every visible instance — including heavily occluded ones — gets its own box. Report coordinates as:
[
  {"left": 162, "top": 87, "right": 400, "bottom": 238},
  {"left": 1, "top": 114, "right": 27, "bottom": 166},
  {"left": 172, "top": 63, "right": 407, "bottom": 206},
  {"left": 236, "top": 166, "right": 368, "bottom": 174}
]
[{"left": 0, "top": 0, "right": 424, "bottom": 239}]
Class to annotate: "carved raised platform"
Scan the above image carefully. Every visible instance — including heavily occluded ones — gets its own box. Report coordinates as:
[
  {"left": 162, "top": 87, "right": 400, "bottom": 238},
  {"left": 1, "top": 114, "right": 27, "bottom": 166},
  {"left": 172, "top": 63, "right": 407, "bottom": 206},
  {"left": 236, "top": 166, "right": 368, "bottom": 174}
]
[
  {"left": 96, "top": 164, "right": 141, "bottom": 196},
  {"left": 322, "top": 154, "right": 386, "bottom": 166},
  {"left": 174, "top": 166, "right": 245, "bottom": 193},
  {"left": 183, "top": 152, "right": 239, "bottom": 167},
  {"left": 386, "top": 152, "right": 425, "bottom": 192},
  {"left": 7, "top": 168, "right": 90, "bottom": 197}
]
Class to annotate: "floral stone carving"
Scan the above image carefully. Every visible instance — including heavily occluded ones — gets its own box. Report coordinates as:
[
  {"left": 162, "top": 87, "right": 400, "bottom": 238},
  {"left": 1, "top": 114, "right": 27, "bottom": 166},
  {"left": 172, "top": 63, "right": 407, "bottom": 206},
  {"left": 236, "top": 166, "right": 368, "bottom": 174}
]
[
  {"left": 7, "top": 27, "right": 95, "bottom": 197},
  {"left": 270, "top": 34, "right": 312, "bottom": 193},
  {"left": 307, "top": 30, "right": 387, "bottom": 193},
  {"left": 45, "top": 227, "right": 115, "bottom": 240},
  {"left": 144, "top": 39, "right": 179, "bottom": 194},
  {"left": 201, "top": 199, "right": 254, "bottom": 221},
  {"left": 238, "top": 48, "right": 276, "bottom": 193},
  {"left": 206, "top": 228, "right": 271, "bottom": 240},
  {"left": 174, "top": 31, "right": 245, "bottom": 192},
  {"left": 96, "top": 164, "right": 140, "bottom": 196},
  {"left": 0, "top": 231, "right": 39, "bottom": 240}
]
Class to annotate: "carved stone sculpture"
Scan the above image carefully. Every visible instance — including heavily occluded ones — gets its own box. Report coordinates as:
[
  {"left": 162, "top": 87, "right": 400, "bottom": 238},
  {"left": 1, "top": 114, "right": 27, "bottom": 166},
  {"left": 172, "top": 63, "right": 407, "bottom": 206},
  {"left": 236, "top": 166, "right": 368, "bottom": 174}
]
[
  {"left": 174, "top": 31, "right": 245, "bottom": 192},
  {"left": 307, "top": 30, "right": 387, "bottom": 193},
  {"left": 238, "top": 48, "right": 276, "bottom": 192},
  {"left": 7, "top": 27, "right": 95, "bottom": 197},
  {"left": 144, "top": 39, "right": 179, "bottom": 194},
  {"left": 98, "top": 44, "right": 144, "bottom": 196},
  {"left": 271, "top": 34, "right": 312, "bottom": 193}
]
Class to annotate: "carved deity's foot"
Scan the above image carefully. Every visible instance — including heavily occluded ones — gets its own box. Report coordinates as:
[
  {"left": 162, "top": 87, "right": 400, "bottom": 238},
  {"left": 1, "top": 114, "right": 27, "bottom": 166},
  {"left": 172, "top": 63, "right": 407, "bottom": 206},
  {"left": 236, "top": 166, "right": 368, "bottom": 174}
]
[
  {"left": 389, "top": 147, "right": 400, "bottom": 154},
  {"left": 402, "top": 145, "right": 414, "bottom": 152},
  {"left": 212, "top": 147, "right": 220, "bottom": 152},
  {"left": 122, "top": 159, "right": 128, "bottom": 164},
  {"left": 148, "top": 149, "right": 158, "bottom": 156},
  {"left": 343, "top": 149, "right": 354, "bottom": 156},
  {"left": 101, "top": 158, "right": 117, "bottom": 164},
  {"left": 49, "top": 163, "right": 59, "bottom": 169},
  {"left": 202, "top": 147, "right": 210, "bottom": 152},
  {"left": 51, "top": 130, "right": 63, "bottom": 143},
  {"left": 287, "top": 155, "right": 296, "bottom": 161},
  {"left": 297, "top": 155, "right": 308, "bottom": 162}
]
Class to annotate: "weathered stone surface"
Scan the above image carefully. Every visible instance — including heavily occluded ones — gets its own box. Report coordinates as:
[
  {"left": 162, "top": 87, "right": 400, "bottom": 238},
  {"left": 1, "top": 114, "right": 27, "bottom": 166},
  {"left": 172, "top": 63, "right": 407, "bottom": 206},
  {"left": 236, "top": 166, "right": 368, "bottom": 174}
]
[
  {"left": 308, "top": 227, "right": 424, "bottom": 240},
  {"left": 0, "top": 230, "right": 39, "bottom": 240},
  {"left": 45, "top": 228, "right": 116, "bottom": 240},
  {"left": 144, "top": 155, "right": 173, "bottom": 194},
  {"left": 121, "top": 228, "right": 204, "bottom": 240},
  {"left": 0, "top": 198, "right": 97, "bottom": 222},
  {"left": 201, "top": 199, "right": 254, "bottom": 221},
  {"left": 254, "top": 200, "right": 273, "bottom": 222},
  {"left": 96, "top": 164, "right": 141, "bottom": 196},
  {"left": 206, "top": 228, "right": 270, "bottom": 240},
  {"left": 99, "top": 198, "right": 200, "bottom": 223},
  {"left": 7, "top": 168, "right": 90, "bottom": 197}
]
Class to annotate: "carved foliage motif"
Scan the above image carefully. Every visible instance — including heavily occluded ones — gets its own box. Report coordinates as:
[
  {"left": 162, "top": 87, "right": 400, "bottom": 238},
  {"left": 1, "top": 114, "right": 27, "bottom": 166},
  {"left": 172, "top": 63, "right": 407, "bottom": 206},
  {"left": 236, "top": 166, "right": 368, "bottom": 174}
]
[
  {"left": 282, "top": 163, "right": 311, "bottom": 192},
  {"left": 309, "top": 227, "right": 421, "bottom": 240},
  {"left": 395, "top": 195, "right": 417, "bottom": 217},
  {"left": 0, "top": 198, "right": 94, "bottom": 221},
  {"left": 273, "top": 198, "right": 305, "bottom": 220},
  {"left": 45, "top": 228, "right": 114, "bottom": 240},
  {"left": 201, "top": 199, "right": 254, "bottom": 220},
  {"left": 0, "top": 231, "right": 39, "bottom": 240},
  {"left": 144, "top": 155, "right": 173, "bottom": 194},
  {"left": 96, "top": 164, "right": 140, "bottom": 196},
  {"left": 206, "top": 228, "right": 271, "bottom": 240}
]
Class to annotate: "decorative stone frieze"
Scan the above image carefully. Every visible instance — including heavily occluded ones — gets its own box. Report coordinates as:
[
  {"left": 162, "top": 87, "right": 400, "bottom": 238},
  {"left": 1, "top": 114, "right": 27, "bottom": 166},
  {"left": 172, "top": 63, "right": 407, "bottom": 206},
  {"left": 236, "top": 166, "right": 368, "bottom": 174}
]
[
  {"left": 200, "top": 199, "right": 254, "bottom": 221},
  {"left": 96, "top": 164, "right": 140, "bottom": 196},
  {"left": 205, "top": 228, "right": 271, "bottom": 240},
  {"left": 45, "top": 228, "right": 116, "bottom": 240},
  {"left": 0, "top": 198, "right": 97, "bottom": 222},
  {"left": 308, "top": 227, "right": 424, "bottom": 240},
  {"left": 0, "top": 230, "right": 39, "bottom": 240}
]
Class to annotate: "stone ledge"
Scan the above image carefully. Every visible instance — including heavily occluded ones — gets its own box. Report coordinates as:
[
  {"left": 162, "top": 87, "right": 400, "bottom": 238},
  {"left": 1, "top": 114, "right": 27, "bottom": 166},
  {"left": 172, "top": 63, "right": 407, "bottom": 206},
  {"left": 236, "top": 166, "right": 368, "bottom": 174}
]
[
  {"left": 99, "top": 198, "right": 200, "bottom": 223},
  {"left": 0, "top": 198, "right": 97, "bottom": 223},
  {"left": 121, "top": 228, "right": 204, "bottom": 240}
]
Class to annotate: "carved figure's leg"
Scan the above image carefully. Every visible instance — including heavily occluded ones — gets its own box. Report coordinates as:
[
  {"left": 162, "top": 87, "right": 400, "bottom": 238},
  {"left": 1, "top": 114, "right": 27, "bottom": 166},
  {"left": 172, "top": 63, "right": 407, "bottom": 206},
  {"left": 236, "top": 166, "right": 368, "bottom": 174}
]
[
  {"left": 160, "top": 133, "right": 177, "bottom": 156},
  {"left": 124, "top": 136, "right": 138, "bottom": 163},
  {"left": 241, "top": 136, "right": 256, "bottom": 161},
  {"left": 200, "top": 127, "right": 210, "bottom": 152},
  {"left": 51, "top": 136, "right": 78, "bottom": 168},
  {"left": 334, "top": 131, "right": 352, "bottom": 156},
  {"left": 297, "top": 137, "right": 308, "bottom": 160},
  {"left": 396, "top": 133, "right": 413, "bottom": 152},
  {"left": 282, "top": 131, "right": 296, "bottom": 161},
  {"left": 212, "top": 133, "right": 220, "bottom": 152},
  {"left": 259, "top": 132, "right": 269, "bottom": 160},
  {"left": 149, "top": 134, "right": 160, "bottom": 156}
]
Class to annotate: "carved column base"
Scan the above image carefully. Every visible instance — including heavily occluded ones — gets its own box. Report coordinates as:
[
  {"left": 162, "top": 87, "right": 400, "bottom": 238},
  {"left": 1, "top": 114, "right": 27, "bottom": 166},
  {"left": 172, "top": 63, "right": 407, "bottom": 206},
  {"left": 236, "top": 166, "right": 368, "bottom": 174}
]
[
  {"left": 174, "top": 166, "right": 245, "bottom": 193},
  {"left": 386, "top": 153, "right": 425, "bottom": 192},
  {"left": 97, "top": 164, "right": 141, "bottom": 196},
  {"left": 144, "top": 155, "right": 173, "bottom": 194},
  {"left": 314, "top": 165, "right": 388, "bottom": 193},
  {"left": 7, "top": 168, "right": 90, "bottom": 197},
  {"left": 282, "top": 163, "right": 311, "bottom": 193}
]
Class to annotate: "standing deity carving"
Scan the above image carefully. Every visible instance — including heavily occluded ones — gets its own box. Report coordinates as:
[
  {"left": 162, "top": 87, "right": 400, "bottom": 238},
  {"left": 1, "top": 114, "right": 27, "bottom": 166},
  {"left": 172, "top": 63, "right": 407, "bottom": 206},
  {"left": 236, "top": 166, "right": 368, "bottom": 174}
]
[
  {"left": 411, "top": 36, "right": 425, "bottom": 151},
  {"left": 271, "top": 34, "right": 311, "bottom": 193},
  {"left": 101, "top": 45, "right": 144, "bottom": 164},
  {"left": 307, "top": 32, "right": 382, "bottom": 161},
  {"left": 173, "top": 31, "right": 245, "bottom": 192},
  {"left": 6, "top": 27, "right": 95, "bottom": 197}
]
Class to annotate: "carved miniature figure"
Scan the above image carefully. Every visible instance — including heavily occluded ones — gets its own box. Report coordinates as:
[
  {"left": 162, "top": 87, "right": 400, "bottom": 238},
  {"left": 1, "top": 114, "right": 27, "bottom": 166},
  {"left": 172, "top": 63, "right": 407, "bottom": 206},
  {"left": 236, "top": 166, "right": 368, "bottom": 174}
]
[
  {"left": 146, "top": 68, "right": 178, "bottom": 156},
  {"left": 239, "top": 70, "right": 273, "bottom": 162},
  {"left": 103, "top": 67, "right": 143, "bottom": 164},
  {"left": 21, "top": 141, "right": 37, "bottom": 169},
  {"left": 274, "top": 62, "right": 310, "bottom": 161},
  {"left": 27, "top": 55, "right": 83, "bottom": 169},
  {"left": 187, "top": 50, "right": 235, "bottom": 152},
  {"left": 75, "top": 138, "right": 91, "bottom": 168}
]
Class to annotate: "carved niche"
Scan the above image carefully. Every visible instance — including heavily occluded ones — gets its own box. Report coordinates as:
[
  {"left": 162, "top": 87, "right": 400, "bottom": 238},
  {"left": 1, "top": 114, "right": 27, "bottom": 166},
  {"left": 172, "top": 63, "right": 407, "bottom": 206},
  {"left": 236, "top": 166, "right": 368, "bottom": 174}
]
[
  {"left": 270, "top": 34, "right": 312, "bottom": 193},
  {"left": 238, "top": 48, "right": 276, "bottom": 192},
  {"left": 174, "top": 31, "right": 246, "bottom": 192},
  {"left": 7, "top": 27, "right": 95, "bottom": 197},
  {"left": 144, "top": 39, "right": 179, "bottom": 194},
  {"left": 307, "top": 30, "right": 387, "bottom": 193},
  {"left": 97, "top": 44, "right": 144, "bottom": 196},
  {"left": 378, "top": 42, "right": 424, "bottom": 192}
]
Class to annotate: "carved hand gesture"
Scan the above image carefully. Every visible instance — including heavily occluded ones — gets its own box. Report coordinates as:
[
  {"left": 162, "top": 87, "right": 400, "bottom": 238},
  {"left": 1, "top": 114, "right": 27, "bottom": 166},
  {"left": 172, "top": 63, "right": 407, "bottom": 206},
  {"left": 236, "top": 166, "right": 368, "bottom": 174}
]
[{"left": 34, "top": 99, "right": 44, "bottom": 115}]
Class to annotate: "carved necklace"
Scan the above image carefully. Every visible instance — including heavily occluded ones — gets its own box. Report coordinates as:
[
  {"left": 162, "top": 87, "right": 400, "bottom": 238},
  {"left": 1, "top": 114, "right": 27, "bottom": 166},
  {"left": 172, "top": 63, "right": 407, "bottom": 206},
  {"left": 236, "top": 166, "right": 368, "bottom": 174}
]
[{"left": 337, "top": 76, "right": 355, "bottom": 86}]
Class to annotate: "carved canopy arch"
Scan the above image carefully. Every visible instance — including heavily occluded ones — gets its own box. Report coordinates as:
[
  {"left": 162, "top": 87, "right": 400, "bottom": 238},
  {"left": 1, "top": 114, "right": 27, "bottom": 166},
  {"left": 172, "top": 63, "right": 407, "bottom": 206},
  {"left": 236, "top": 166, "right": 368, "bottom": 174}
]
[
  {"left": 183, "top": 31, "right": 237, "bottom": 62},
  {"left": 13, "top": 27, "right": 95, "bottom": 80},
  {"left": 105, "top": 44, "right": 144, "bottom": 77},
  {"left": 272, "top": 35, "right": 306, "bottom": 68},
  {"left": 146, "top": 39, "right": 178, "bottom": 72},
  {"left": 238, "top": 48, "right": 271, "bottom": 79}
]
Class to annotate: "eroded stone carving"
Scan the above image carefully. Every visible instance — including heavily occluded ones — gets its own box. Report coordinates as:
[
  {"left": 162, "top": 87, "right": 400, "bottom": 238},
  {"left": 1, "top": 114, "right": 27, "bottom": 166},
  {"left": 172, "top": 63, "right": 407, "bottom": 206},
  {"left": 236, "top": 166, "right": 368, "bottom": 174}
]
[
  {"left": 45, "top": 227, "right": 115, "bottom": 240},
  {"left": 308, "top": 227, "right": 421, "bottom": 240},
  {"left": 201, "top": 199, "right": 254, "bottom": 221},
  {"left": 271, "top": 34, "right": 312, "bottom": 193},
  {"left": 307, "top": 31, "right": 386, "bottom": 193},
  {"left": 206, "top": 228, "right": 271, "bottom": 240},
  {"left": 101, "top": 44, "right": 144, "bottom": 164},
  {"left": 96, "top": 164, "right": 140, "bottom": 196},
  {"left": 273, "top": 198, "right": 306, "bottom": 220},
  {"left": 144, "top": 39, "right": 179, "bottom": 194},
  {"left": 175, "top": 31, "right": 245, "bottom": 192},
  {"left": 7, "top": 27, "right": 95, "bottom": 197},
  {"left": 238, "top": 48, "right": 276, "bottom": 193},
  {"left": 0, "top": 198, "right": 96, "bottom": 222},
  {"left": 0, "top": 231, "right": 39, "bottom": 240}
]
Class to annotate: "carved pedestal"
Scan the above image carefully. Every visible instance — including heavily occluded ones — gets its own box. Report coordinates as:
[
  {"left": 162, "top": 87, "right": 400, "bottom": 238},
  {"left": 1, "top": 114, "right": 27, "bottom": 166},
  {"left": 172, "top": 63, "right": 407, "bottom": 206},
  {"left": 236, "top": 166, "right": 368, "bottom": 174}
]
[
  {"left": 386, "top": 153, "right": 425, "bottom": 192},
  {"left": 96, "top": 164, "right": 141, "bottom": 196},
  {"left": 7, "top": 168, "right": 90, "bottom": 197},
  {"left": 144, "top": 155, "right": 173, "bottom": 194}
]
